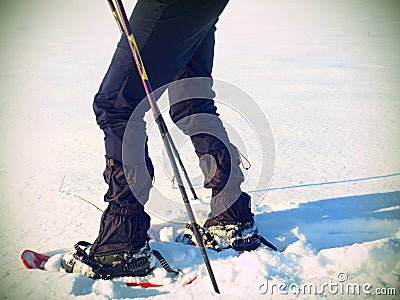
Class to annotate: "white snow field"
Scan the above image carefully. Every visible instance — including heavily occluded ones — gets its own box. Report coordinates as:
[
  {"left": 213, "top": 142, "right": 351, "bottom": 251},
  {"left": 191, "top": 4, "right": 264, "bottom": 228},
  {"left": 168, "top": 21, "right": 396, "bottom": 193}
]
[{"left": 1, "top": 0, "right": 399, "bottom": 299}]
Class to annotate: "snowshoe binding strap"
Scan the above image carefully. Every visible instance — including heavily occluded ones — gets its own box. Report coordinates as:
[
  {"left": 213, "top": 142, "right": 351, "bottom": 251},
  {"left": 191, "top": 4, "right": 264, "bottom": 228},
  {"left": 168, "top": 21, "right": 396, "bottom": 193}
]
[
  {"left": 62, "top": 241, "right": 103, "bottom": 277},
  {"left": 254, "top": 234, "right": 278, "bottom": 251},
  {"left": 152, "top": 250, "right": 179, "bottom": 275},
  {"left": 186, "top": 223, "right": 220, "bottom": 251}
]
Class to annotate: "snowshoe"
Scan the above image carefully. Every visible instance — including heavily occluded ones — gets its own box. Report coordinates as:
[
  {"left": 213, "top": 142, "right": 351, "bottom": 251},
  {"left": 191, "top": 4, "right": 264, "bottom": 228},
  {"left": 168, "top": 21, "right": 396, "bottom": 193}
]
[
  {"left": 176, "top": 221, "right": 276, "bottom": 252},
  {"left": 61, "top": 241, "right": 156, "bottom": 279}
]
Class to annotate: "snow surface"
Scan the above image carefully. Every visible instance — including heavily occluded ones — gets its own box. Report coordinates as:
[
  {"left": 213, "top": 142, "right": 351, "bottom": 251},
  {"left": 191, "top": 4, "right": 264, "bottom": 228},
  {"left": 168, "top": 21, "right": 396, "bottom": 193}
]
[{"left": 1, "top": 0, "right": 399, "bottom": 299}]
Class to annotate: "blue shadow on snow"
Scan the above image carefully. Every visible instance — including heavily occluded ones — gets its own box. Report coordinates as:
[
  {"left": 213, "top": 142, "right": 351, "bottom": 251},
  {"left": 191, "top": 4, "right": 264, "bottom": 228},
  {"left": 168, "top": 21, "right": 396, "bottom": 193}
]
[{"left": 255, "top": 191, "right": 400, "bottom": 252}]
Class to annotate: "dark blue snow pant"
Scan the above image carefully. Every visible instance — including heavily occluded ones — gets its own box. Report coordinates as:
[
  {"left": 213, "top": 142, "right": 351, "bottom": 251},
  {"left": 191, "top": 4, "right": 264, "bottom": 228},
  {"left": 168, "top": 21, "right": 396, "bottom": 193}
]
[{"left": 91, "top": 0, "right": 253, "bottom": 256}]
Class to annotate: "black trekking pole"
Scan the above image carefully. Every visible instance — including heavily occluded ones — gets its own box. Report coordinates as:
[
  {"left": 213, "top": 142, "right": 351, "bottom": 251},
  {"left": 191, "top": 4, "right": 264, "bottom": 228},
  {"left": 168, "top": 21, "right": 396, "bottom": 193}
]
[{"left": 106, "top": 0, "right": 220, "bottom": 294}]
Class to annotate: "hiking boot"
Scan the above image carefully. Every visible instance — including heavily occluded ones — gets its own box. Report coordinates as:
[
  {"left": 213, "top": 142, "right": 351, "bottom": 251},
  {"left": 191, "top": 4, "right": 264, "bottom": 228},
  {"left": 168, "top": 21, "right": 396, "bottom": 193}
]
[
  {"left": 62, "top": 241, "right": 156, "bottom": 279},
  {"left": 176, "top": 221, "right": 261, "bottom": 252}
]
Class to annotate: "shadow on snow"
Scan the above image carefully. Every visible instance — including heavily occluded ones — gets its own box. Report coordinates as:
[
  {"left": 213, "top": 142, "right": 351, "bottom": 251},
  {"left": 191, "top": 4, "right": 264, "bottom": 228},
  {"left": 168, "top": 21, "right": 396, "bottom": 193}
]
[{"left": 256, "top": 191, "right": 400, "bottom": 252}]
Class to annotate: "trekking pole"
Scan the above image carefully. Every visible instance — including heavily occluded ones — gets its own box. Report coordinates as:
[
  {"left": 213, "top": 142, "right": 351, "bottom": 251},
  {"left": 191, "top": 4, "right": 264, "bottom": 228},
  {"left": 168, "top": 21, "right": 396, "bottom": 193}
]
[
  {"left": 106, "top": 0, "right": 123, "bottom": 33},
  {"left": 107, "top": 0, "right": 220, "bottom": 294},
  {"left": 106, "top": 0, "right": 200, "bottom": 203}
]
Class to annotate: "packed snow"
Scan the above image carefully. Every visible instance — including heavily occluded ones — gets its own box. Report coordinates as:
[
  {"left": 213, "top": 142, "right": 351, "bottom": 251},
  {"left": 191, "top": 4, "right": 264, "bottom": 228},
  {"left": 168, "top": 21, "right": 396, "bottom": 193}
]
[{"left": 0, "top": 0, "right": 399, "bottom": 299}]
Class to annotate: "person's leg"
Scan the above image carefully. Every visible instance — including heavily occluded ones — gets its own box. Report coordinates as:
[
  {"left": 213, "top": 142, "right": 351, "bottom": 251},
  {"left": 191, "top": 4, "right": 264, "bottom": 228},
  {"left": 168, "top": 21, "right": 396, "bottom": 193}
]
[
  {"left": 168, "top": 21, "right": 261, "bottom": 251},
  {"left": 90, "top": 0, "right": 163, "bottom": 257},
  {"left": 168, "top": 26, "right": 254, "bottom": 226},
  {"left": 90, "top": 0, "right": 229, "bottom": 261}
]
